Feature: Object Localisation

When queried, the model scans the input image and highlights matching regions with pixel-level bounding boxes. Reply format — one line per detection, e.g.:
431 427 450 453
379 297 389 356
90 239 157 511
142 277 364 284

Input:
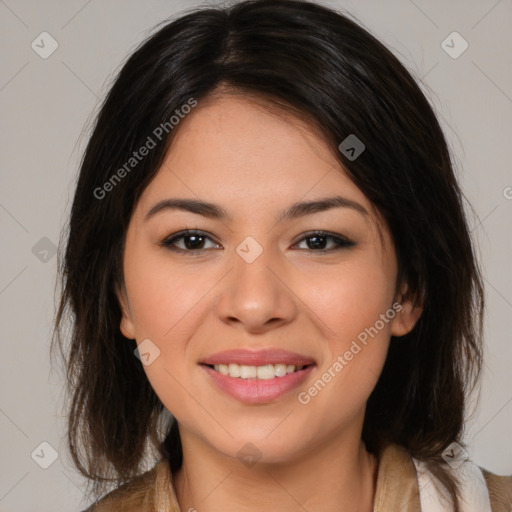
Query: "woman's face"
118 95 420 463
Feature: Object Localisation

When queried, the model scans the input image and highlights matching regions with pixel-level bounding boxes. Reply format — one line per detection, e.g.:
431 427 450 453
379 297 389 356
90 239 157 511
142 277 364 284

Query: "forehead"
139 94 373 215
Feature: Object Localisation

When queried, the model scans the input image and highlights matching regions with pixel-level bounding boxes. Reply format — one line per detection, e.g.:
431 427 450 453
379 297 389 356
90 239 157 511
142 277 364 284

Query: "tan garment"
84 444 512 512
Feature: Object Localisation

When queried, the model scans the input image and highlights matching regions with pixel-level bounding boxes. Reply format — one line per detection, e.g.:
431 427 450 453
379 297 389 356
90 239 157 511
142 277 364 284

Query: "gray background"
0 0 511 510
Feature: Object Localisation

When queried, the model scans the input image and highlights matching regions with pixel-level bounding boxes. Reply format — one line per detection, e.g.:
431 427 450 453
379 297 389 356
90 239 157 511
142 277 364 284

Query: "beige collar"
373 443 421 511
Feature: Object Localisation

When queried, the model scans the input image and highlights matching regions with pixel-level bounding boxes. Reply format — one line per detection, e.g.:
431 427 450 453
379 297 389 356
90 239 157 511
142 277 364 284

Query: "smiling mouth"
203 363 314 380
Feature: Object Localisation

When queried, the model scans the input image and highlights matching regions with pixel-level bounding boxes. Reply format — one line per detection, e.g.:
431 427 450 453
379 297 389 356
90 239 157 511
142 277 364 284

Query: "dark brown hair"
52 1 484 510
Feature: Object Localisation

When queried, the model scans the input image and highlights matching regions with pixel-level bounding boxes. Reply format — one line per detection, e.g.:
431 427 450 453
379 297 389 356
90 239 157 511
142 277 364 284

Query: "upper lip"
200 349 316 367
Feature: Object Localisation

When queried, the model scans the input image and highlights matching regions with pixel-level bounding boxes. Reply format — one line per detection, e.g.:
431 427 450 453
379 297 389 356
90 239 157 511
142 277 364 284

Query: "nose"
214 243 298 334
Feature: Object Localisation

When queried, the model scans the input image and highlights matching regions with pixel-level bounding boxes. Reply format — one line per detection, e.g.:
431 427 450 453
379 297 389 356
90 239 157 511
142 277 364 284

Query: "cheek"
123 247 212 341
302 258 396 344
123 248 211 417
297 258 395 406
297 260 395 418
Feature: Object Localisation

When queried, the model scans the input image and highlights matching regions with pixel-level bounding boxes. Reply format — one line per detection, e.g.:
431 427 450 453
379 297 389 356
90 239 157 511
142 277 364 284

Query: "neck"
173 431 379 512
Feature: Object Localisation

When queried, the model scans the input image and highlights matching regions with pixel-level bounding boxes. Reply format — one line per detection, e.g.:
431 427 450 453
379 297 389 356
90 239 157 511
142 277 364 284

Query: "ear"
391 282 423 337
116 284 136 340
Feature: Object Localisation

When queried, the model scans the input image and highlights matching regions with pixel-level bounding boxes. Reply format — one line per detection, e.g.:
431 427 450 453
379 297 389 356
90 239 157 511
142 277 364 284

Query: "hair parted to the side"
52 1 484 510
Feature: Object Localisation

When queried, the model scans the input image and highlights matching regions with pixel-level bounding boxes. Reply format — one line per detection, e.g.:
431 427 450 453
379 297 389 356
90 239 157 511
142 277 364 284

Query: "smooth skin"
117 93 422 512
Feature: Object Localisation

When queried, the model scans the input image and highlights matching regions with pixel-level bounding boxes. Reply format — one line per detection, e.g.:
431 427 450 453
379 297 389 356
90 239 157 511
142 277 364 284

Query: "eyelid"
291 230 354 245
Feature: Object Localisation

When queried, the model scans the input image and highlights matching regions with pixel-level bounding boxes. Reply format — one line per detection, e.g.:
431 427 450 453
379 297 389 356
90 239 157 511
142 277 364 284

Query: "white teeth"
257 364 275 380
212 363 306 379
240 365 257 378
228 363 240 377
274 364 287 377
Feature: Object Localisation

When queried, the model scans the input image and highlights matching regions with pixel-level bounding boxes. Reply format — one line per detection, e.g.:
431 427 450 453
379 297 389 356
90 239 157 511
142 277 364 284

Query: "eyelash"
160 229 355 255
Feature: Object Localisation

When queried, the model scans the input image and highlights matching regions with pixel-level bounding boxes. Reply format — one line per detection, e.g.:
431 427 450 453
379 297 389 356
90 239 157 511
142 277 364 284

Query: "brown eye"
294 231 355 252
162 230 221 253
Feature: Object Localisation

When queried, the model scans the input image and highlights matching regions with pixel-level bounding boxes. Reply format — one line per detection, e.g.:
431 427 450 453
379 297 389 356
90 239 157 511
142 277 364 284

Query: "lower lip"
201 364 315 404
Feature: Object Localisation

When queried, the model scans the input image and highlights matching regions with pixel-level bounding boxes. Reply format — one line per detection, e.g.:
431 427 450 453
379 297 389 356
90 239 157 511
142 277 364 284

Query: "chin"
211 433 306 466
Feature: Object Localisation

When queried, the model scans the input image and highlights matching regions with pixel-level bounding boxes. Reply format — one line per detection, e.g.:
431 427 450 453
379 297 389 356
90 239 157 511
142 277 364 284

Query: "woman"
53 1 512 511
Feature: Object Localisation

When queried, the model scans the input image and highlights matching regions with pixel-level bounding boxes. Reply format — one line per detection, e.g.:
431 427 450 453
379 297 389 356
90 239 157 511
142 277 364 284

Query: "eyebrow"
144 195 369 222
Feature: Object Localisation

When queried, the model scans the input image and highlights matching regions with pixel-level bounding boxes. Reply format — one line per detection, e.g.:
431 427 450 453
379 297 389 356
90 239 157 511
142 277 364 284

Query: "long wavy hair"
52 1 484 510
